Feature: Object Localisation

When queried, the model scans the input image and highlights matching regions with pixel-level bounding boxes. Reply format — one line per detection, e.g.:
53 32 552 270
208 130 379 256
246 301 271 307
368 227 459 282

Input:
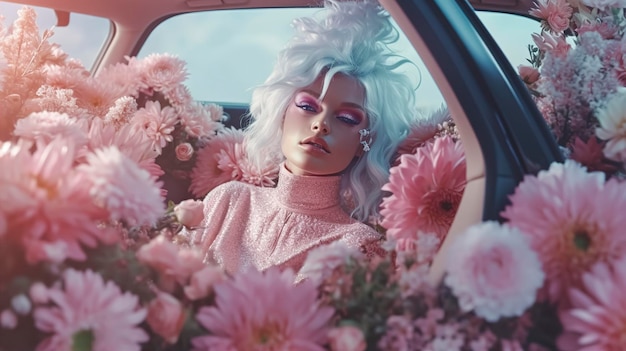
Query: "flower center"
573 230 591 252
71 329 94 351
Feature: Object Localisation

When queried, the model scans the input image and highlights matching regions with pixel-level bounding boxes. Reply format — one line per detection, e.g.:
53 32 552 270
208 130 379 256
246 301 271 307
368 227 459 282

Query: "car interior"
0 0 563 279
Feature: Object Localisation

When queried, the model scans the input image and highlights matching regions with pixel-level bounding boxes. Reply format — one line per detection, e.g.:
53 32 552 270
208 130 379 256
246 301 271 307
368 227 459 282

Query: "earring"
359 129 372 152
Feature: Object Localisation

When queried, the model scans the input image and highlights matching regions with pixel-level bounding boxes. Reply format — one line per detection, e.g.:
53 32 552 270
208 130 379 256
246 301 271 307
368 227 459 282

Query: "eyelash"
295 101 362 126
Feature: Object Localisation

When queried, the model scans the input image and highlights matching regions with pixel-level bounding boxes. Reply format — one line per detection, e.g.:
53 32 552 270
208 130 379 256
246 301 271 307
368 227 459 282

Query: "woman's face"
281 73 368 176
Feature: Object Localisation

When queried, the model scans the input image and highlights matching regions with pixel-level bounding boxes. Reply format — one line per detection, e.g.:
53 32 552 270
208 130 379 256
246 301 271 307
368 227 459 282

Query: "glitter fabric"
184 163 381 274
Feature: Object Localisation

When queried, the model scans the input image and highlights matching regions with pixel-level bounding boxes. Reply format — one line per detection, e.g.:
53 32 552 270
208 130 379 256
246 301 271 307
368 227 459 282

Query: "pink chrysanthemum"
558 256 626 350
33 269 148 351
131 100 178 154
501 160 626 305
581 0 626 11
529 0 573 33
88 119 158 165
380 135 466 241
134 53 188 94
189 127 246 197
179 102 224 138
192 267 334 351
103 96 138 127
76 145 165 226
72 78 127 118
444 221 544 322
237 143 279 188
13 111 89 148
0 138 105 263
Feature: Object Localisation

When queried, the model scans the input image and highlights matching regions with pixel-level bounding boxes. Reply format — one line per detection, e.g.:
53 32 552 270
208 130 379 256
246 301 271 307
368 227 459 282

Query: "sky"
0 2 540 111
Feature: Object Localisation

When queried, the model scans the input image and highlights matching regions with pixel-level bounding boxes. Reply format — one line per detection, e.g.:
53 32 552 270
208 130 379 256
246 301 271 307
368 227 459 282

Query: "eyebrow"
299 89 366 112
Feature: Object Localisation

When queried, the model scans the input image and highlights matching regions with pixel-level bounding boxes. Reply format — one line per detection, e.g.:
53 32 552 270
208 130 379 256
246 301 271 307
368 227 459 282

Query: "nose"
311 113 331 134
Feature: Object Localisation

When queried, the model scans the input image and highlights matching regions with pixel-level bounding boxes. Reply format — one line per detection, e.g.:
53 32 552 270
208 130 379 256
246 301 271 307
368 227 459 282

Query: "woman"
187 0 416 275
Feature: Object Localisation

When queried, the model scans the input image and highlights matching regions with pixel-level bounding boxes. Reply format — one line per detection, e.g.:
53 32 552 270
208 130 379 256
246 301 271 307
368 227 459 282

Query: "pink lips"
300 136 330 154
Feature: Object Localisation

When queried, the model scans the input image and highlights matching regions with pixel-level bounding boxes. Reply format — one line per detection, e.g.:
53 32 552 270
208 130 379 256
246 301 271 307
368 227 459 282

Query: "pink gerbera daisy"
501 160 626 305
192 267 334 351
33 269 148 351
380 135 466 241
558 256 626 350
529 0 573 33
189 127 246 198
76 145 165 226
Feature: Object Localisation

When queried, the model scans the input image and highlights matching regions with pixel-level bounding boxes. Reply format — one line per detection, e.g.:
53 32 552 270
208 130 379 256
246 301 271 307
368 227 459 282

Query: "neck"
274 163 342 212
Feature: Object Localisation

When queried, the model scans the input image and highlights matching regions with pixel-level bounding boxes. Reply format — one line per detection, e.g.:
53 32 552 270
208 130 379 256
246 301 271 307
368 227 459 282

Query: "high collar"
274 163 342 212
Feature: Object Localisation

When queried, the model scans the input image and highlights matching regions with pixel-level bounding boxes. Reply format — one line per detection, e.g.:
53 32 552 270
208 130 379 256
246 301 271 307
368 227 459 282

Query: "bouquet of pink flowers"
520 0 626 177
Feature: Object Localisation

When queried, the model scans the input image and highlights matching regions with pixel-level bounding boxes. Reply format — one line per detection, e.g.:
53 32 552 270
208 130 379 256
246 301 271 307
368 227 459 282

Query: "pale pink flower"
72 78 126 117
131 100 178 154
298 241 364 283
146 291 186 344
189 127 246 197
76 146 164 226
30 282 49 304
175 142 194 161
13 111 89 148
174 199 204 228
328 326 366 351
192 267 333 351
558 256 626 350
23 85 86 118
595 87 626 162
135 53 188 94
377 315 416 350
0 138 105 264
380 135 466 241
529 0 573 33
444 221 544 322
136 235 205 288
501 160 626 305
0 309 17 329
88 119 158 165
33 269 148 351
184 265 226 301
96 59 146 97
179 102 225 138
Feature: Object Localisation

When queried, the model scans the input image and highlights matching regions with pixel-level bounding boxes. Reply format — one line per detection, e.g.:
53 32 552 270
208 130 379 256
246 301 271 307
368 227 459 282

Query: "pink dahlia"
558 256 626 350
0 138 105 263
444 221 544 322
33 269 148 351
529 0 573 33
192 267 334 351
380 135 466 241
76 145 165 226
189 127 246 197
501 160 626 305
131 100 178 154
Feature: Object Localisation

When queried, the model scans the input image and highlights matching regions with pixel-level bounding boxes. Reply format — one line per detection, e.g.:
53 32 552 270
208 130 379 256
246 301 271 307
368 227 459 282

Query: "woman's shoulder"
204 180 257 199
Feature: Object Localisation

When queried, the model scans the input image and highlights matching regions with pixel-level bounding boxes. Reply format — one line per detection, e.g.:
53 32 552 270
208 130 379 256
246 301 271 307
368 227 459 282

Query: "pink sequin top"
186 164 381 274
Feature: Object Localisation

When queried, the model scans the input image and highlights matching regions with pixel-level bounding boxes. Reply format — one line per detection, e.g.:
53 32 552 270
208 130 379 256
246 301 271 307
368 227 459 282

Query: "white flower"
444 221 544 322
595 87 626 162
